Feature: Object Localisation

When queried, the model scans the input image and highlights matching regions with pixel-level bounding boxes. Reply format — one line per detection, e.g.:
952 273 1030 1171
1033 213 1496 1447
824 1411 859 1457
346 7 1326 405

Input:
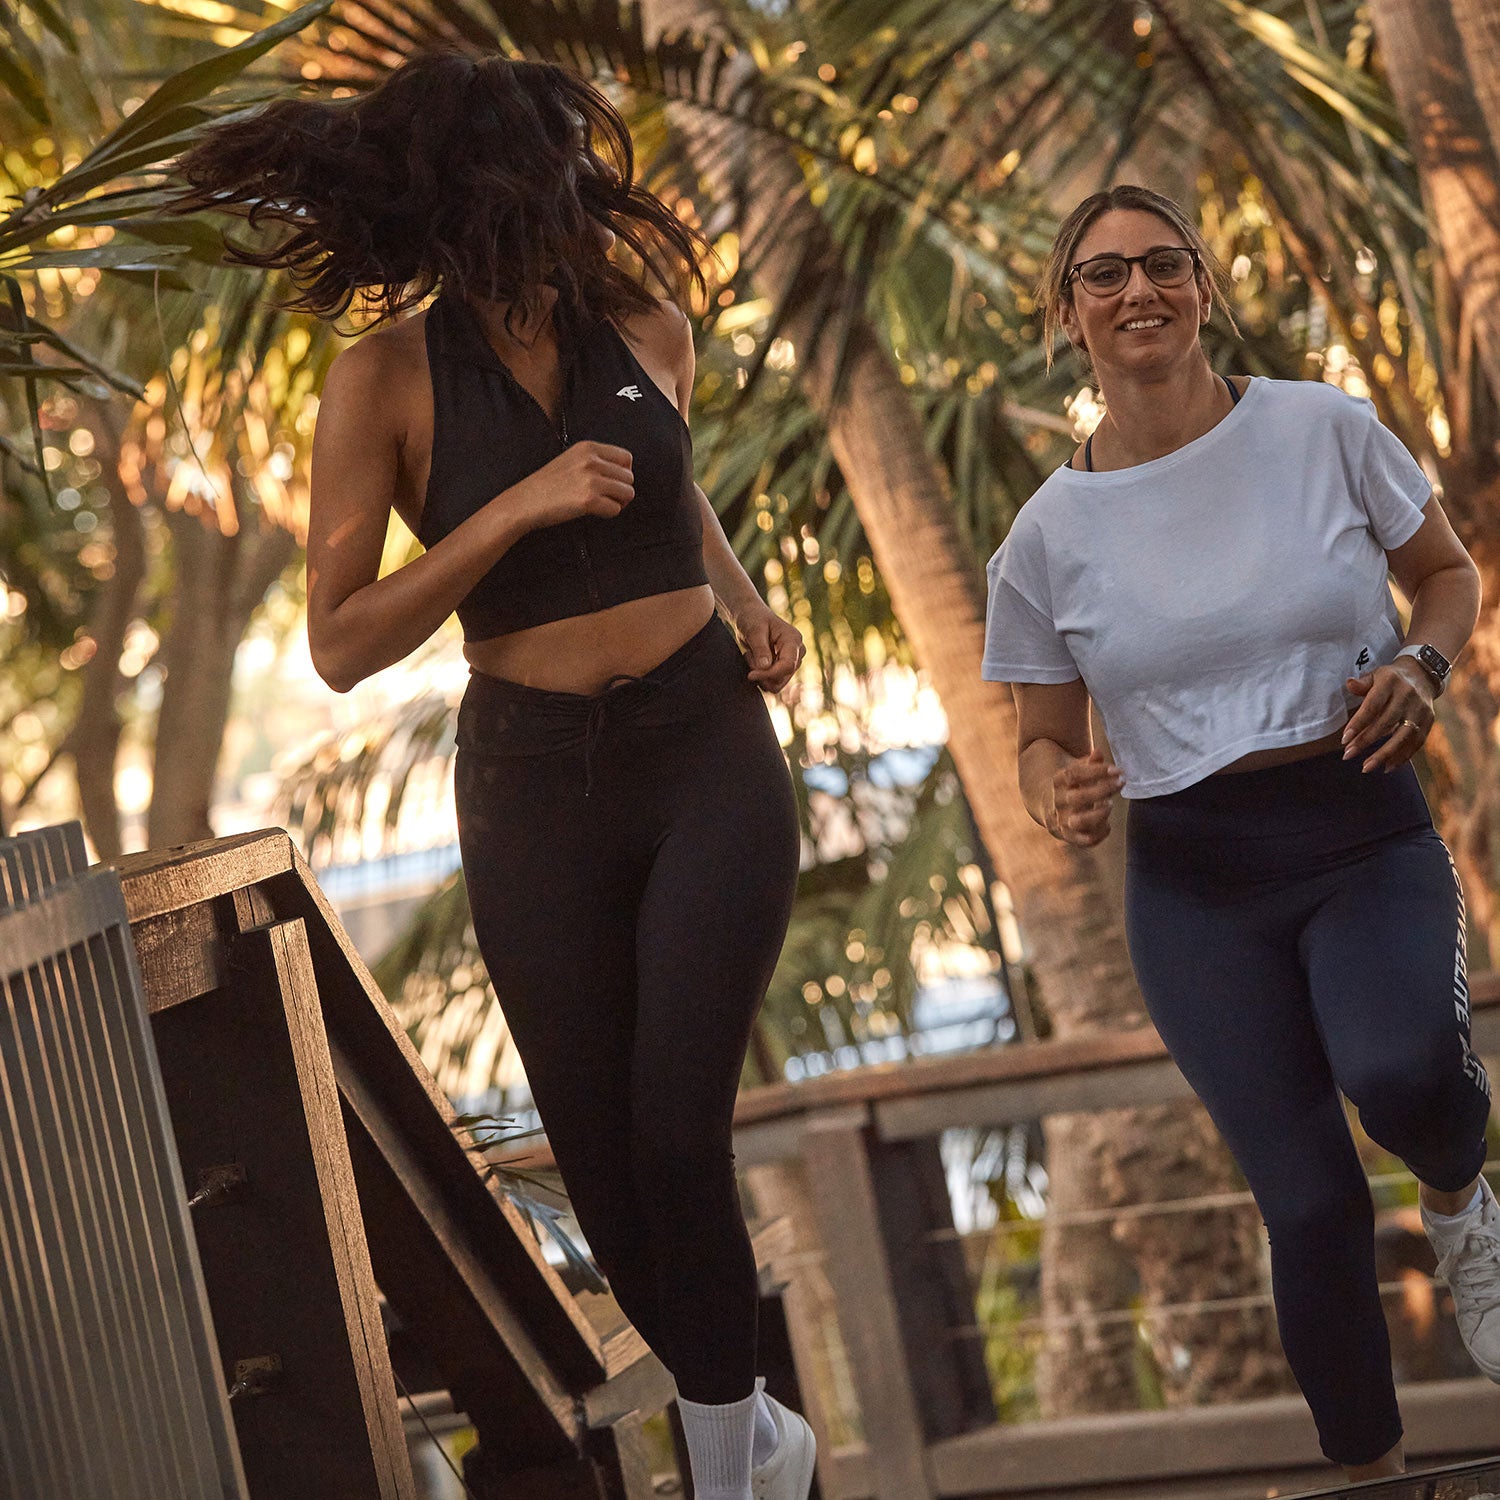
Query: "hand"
505 442 634 531
735 601 805 692
1049 750 1125 846
1342 658 1435 773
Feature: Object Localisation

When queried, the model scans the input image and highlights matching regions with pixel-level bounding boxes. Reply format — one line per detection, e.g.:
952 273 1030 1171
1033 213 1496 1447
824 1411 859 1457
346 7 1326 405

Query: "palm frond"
0 0 338 493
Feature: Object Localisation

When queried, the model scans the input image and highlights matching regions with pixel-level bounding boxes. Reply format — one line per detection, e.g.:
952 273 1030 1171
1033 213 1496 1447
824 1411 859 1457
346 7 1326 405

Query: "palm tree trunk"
62 405 147 861
1370 0 1500 418
147 504 293 848
1451 1 1500 169
1370 0 1500 962
641 0 1287 1413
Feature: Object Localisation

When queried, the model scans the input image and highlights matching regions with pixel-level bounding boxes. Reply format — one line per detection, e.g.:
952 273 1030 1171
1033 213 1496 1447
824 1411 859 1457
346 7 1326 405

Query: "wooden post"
801 1107 935 1500
588 1410 657 1500
867 1137 995 1439
335 1046 581 1470
149 916 415 1500
744 1160 852 1500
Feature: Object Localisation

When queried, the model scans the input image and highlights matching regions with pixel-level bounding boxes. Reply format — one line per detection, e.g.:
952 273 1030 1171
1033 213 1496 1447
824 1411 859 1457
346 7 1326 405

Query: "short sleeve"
1356 401 1430 549
981 516 1080 684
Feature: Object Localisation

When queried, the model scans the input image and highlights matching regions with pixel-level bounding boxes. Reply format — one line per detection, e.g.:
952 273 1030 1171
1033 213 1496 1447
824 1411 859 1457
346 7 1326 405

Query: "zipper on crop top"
559 406 603 610
457 297 605 612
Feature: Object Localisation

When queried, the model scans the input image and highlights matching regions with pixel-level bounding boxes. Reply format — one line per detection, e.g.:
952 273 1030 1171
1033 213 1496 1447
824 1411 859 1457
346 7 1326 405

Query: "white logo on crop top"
617 385 643 401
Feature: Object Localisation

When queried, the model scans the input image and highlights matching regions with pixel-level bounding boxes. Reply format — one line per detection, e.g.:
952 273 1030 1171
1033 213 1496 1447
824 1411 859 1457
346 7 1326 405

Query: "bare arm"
306 335 634 693
1343 493 1482 771
664 304 804 692
1013 677 1123 845
694 483 762 621
1389 494 1482 667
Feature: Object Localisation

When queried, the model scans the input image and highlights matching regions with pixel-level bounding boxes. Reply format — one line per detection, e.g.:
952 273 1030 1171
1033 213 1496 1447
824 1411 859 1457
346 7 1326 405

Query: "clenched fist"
1049 750 1125 847
505 441 635 532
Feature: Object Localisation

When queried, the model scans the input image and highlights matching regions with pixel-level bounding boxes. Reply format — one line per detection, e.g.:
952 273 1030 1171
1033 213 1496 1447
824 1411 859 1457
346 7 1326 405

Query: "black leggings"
453 615 800 1404
1125 751 1492 1466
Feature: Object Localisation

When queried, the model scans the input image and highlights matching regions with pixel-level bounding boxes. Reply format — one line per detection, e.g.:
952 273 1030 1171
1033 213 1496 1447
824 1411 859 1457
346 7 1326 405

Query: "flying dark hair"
171 49 710 333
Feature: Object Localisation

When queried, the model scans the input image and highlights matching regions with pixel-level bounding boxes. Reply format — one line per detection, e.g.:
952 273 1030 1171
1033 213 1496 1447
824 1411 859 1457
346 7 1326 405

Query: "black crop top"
417 293 708 640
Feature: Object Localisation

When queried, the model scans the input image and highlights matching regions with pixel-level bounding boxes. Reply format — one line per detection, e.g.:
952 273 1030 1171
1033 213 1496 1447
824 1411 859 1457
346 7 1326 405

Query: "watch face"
1417 644 1451 680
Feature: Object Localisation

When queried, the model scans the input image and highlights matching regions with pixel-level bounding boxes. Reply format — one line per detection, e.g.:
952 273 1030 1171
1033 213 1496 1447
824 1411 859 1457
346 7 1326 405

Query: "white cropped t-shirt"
981 378 1432 798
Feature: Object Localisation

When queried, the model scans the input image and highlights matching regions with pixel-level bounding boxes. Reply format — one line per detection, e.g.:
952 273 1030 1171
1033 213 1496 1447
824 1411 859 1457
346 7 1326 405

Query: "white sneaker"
750 1387 816 1500
1423 1175 1500 1380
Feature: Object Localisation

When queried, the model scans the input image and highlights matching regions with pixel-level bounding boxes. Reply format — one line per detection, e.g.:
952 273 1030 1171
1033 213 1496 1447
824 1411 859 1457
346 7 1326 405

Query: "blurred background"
4 1 1500 1492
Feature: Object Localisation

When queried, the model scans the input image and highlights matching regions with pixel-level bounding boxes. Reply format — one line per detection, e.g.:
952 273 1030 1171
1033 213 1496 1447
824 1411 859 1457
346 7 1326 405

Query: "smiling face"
1059 208 1212 381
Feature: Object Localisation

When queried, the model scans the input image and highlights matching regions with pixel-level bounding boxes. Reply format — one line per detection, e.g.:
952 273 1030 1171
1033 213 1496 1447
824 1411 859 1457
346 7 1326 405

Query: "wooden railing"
0 825 807 1499
7 817 1496 1500
505 956 1500 1498
721 980 1500 1499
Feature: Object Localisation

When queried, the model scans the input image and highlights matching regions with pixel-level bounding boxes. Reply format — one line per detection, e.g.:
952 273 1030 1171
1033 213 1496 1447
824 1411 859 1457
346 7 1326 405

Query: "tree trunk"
640 0 1287 1412
61 405 148 861
1370 0 1500 429
146 504 293 849
1451 1 1500 171
1372 0 1500 960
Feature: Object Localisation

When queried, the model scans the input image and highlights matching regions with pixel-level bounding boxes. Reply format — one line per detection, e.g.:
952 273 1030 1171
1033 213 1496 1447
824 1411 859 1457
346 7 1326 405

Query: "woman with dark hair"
983 184 1497 1480
175 49 816 1500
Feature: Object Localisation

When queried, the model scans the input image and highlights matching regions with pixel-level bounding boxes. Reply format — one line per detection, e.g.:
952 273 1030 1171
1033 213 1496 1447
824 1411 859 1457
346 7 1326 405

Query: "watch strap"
1395 642 1451 693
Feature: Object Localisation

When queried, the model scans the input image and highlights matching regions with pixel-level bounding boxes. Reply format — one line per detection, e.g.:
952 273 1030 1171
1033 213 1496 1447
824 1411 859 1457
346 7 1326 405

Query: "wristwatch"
1395 642 1452 695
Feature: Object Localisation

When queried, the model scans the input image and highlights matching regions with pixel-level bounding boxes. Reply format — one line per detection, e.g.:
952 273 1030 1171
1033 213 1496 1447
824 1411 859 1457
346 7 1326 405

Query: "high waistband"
1125 749 1433 884
456 614 746 794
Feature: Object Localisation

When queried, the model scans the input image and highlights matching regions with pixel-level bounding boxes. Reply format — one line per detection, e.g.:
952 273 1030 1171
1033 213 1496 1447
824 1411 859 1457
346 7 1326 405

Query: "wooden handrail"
109 828 1500 1500
107 827 807 1499
734 973 1500 1126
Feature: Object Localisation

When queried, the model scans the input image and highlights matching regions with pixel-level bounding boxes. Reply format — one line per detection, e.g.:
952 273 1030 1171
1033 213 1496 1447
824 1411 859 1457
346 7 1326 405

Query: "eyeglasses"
1067 246 1200 297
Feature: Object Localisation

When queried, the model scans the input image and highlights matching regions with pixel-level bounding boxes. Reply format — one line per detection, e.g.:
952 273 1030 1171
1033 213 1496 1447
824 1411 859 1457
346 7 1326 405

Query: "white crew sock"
1428 1183 1485 1229
751 1376 779 1468
677 1385 757 1500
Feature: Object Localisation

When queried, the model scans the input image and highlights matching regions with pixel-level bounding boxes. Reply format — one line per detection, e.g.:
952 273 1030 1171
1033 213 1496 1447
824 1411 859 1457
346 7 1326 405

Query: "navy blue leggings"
453 615 800 1404
1125 751 1491 1467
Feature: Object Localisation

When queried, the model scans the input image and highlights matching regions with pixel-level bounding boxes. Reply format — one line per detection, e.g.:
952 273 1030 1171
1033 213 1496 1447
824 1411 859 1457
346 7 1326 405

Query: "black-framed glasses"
1067 246 1200 297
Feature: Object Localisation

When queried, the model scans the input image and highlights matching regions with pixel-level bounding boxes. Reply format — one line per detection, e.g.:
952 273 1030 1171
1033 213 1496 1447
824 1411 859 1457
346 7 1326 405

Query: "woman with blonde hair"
983 183 1497 1479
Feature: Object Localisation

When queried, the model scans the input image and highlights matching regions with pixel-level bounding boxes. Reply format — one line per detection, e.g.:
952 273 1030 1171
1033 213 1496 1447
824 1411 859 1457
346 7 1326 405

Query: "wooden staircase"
1288 1454 1500 1498
0 823 806 1499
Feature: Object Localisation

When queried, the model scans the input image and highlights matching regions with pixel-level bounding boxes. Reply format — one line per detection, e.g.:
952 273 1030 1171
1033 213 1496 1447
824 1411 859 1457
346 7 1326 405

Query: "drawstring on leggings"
583 673 647 797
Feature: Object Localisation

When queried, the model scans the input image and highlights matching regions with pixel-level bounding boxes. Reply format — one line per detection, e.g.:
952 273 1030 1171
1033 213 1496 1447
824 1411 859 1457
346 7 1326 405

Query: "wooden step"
1285 1454 1500 1497
112 829 811 1500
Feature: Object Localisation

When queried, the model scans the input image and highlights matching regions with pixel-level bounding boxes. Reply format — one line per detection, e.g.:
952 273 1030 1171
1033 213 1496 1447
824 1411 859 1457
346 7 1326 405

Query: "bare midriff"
462 583 718 694
1212 728 1345 775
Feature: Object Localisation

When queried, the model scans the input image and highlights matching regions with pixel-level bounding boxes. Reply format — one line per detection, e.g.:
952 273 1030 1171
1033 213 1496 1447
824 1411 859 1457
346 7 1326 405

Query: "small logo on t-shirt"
617 385 643 401
1355 646 1371 672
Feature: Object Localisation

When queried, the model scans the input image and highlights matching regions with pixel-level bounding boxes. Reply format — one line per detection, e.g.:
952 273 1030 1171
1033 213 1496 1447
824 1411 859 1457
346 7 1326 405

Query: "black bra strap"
1079 373 1242 471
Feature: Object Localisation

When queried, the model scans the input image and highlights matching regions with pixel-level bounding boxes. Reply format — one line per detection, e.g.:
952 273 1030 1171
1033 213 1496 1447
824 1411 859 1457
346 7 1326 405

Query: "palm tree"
0 0 338 852
229 0 1426 1414
20 0 1496 1418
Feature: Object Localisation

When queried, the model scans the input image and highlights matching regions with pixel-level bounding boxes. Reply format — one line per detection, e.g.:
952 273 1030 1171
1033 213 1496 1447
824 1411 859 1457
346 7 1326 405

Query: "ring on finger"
1395 717 1421 734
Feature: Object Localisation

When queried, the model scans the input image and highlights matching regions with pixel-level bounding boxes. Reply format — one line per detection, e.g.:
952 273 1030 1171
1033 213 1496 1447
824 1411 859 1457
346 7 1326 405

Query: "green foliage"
758 750 1012 1078
0 1 345 837
250 0 1460 1099
0 0 335 474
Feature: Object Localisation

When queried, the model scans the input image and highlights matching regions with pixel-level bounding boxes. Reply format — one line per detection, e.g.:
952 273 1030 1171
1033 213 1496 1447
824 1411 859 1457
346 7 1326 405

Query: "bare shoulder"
319 311 431 459
618 296 692 362
616 296 694 409
325 311 426 390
